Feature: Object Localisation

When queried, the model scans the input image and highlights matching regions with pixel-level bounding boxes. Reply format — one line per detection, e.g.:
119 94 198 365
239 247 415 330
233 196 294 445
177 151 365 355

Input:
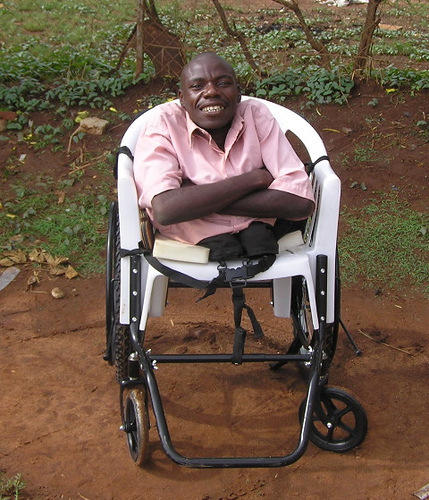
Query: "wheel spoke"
336 420 354 436
336 404 353 420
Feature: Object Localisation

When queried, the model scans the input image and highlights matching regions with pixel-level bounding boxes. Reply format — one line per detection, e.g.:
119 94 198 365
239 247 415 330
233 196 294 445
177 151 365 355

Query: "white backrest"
241 97 341 257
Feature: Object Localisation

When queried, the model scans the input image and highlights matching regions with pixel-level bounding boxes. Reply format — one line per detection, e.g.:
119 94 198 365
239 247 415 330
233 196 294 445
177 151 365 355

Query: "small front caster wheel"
122 388 150 465
300 386 368 452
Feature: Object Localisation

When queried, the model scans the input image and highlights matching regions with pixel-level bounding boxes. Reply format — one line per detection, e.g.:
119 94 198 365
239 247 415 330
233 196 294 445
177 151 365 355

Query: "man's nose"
203 82 219 96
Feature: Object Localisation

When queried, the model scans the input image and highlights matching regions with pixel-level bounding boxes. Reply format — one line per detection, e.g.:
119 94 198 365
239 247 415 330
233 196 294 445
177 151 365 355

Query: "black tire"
105 201 131 382
123 388 150 466
105 201 118 364
115 325 131 383
289 253 340 382
299 387 368 452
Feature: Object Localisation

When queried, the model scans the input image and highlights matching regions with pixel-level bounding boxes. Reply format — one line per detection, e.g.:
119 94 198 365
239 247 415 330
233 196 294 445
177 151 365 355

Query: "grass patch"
339 196 428 295
0 176 110 274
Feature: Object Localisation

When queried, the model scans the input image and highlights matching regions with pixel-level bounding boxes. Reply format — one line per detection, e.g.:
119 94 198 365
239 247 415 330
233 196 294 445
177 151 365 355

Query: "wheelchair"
105 97 367 468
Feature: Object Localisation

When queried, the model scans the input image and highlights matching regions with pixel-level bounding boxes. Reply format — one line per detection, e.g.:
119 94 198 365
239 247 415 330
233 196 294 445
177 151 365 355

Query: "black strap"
305 155 330 174
231 286 264 364
232 286 264 336
145 254 275 295
120 241 149 258
145 254 210 290
143 253 275 356
114 145 134 179
200 254 276 300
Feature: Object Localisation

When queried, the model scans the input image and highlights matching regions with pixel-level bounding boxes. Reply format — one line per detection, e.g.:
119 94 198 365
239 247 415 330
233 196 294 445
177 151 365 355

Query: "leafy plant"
252 66 354 104
304 68 354 105
376 67 429 93
253 69 307 102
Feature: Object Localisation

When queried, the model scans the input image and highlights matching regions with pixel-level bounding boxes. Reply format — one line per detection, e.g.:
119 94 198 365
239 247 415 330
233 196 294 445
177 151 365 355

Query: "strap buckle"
224 259 254 286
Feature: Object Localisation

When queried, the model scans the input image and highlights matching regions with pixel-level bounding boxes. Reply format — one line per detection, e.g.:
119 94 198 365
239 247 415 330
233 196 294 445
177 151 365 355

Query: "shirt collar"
184 105 246 149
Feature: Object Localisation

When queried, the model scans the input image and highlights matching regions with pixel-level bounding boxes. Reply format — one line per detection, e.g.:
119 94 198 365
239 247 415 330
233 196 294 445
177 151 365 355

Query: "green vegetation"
0 472 26 500
340 197 429 295
0 171 110 274
254 66 355 105
1 0 429 113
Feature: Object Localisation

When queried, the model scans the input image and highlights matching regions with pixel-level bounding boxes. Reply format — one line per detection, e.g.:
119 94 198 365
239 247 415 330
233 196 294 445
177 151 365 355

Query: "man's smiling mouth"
201 105 225 113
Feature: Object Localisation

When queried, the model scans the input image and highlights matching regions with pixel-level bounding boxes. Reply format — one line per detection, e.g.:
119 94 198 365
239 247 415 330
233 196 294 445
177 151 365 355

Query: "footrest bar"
149 353 312 364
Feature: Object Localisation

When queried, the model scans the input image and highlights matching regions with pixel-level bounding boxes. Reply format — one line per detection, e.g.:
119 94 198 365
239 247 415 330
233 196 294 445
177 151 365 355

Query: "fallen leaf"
53 256 70 266
56 190 66 204
28 249 46 263
45 252 62 266
0 257 15 267
65 265 79 279
2 250 26 264
49 267 67 276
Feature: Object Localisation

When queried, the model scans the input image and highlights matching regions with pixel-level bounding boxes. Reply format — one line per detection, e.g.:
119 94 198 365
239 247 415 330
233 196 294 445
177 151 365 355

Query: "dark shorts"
198 219 305 261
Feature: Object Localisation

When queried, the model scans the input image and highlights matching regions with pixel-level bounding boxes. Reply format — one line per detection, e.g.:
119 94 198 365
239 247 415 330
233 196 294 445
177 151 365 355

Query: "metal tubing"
139 346 317 468
122 254 331 468
149 353 312 364
339 317 363 356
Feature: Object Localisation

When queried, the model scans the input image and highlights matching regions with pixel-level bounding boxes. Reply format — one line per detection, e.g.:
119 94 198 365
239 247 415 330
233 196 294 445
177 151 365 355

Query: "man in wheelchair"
133 52 315 262
110 53 368 468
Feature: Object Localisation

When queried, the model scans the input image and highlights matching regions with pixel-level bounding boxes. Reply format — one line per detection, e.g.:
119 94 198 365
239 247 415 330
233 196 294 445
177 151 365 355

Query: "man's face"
179 54 241 131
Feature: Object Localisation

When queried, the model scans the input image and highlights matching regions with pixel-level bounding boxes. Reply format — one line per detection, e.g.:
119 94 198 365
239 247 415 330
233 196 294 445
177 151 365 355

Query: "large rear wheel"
289 253 340 383
105 201 131 381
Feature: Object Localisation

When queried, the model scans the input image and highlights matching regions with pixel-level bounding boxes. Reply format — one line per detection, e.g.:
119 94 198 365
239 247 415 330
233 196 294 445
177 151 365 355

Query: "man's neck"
207 123 231 151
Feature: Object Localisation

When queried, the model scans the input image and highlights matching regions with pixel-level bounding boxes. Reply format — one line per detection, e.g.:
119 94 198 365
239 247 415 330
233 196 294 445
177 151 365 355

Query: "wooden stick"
358 329 414 356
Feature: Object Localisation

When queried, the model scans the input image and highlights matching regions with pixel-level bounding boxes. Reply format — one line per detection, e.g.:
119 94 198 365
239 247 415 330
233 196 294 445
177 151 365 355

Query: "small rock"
78 117 109 136
51 287 65 299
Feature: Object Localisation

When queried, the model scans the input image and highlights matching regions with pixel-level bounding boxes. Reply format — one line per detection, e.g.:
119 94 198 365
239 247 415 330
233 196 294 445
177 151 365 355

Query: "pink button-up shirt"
134 99 314 245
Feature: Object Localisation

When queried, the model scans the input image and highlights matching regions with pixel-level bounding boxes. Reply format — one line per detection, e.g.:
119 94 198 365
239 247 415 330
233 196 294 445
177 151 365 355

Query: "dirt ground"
1 1 429 499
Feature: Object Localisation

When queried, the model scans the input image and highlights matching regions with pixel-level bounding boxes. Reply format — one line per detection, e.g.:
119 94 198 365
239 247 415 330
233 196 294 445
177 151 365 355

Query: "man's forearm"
218 189 315 221
152 168 274 226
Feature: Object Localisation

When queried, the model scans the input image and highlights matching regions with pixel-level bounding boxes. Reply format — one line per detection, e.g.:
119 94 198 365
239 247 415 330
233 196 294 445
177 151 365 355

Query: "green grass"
339 196 429 295
0 175 110 274
0 0 136 47
0 472 26 500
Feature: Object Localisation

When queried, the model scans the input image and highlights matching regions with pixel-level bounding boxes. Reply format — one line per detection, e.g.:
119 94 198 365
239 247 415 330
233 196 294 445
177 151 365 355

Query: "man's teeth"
202 105 224 113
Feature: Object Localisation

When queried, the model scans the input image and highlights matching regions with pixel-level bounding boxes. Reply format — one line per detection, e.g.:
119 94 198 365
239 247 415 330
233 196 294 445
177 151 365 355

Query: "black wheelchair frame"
105 201 368 469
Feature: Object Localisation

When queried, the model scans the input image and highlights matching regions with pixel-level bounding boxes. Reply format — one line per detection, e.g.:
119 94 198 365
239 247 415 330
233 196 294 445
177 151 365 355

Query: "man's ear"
236 84 242 102
178 89 185 107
